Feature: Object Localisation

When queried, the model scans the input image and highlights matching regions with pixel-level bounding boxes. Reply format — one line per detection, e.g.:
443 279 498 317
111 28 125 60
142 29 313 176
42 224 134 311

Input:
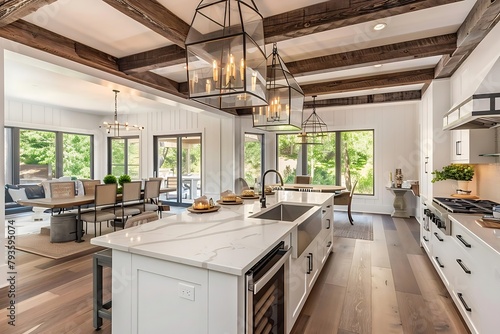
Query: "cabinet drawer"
452 222 486 258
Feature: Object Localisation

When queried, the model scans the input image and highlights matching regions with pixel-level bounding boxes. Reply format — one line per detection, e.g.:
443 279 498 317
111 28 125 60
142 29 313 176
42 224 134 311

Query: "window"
277 130 374 195
8 128 93 184
108 137 140 179
63 133 92 179
243 133 264 186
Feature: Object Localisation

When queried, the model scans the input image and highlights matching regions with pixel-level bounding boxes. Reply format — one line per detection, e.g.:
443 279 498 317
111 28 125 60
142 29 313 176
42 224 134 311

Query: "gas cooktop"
433 197 499 214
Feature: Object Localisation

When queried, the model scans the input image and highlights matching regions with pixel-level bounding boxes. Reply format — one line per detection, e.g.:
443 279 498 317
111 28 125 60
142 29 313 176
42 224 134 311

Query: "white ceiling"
6 0 478 115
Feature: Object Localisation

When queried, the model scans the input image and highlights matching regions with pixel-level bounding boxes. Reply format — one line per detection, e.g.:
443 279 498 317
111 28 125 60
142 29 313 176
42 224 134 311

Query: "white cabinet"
426 216 500 334
287 198 333 331
450 129 495 163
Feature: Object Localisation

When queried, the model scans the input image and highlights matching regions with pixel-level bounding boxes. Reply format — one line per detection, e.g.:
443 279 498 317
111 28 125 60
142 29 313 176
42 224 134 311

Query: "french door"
154 134 202 205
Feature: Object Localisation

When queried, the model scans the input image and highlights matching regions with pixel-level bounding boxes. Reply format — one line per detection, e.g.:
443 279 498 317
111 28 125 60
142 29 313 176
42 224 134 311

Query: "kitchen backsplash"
476 164 500 202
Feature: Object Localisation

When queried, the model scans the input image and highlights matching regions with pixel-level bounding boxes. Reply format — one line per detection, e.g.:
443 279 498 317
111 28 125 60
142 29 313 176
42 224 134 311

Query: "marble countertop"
449 213 500 256
91 191 333 276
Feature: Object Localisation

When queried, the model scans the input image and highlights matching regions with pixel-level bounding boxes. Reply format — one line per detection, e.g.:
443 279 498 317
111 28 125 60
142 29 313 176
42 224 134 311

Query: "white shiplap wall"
239 102 420 215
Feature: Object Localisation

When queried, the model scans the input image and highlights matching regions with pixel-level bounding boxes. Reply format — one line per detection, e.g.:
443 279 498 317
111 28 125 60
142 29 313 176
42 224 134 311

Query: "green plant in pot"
117 174 132 194
103 174 117 184
431 164 474 192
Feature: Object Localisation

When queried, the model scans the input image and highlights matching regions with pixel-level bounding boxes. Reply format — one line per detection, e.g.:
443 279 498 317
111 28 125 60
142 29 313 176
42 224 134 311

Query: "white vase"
457 180 470 192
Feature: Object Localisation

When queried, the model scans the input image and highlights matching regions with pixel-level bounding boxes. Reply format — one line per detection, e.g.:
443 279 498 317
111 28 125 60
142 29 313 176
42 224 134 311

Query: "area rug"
333 211 373 241
12 225 115 260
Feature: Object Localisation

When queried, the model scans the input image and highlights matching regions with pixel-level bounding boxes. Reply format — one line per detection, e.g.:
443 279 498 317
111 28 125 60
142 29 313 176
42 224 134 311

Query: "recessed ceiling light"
373 64 383 68
373 23 387 31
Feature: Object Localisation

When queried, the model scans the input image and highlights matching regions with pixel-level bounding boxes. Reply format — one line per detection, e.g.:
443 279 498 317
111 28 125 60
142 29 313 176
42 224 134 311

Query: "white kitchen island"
91 190 335 334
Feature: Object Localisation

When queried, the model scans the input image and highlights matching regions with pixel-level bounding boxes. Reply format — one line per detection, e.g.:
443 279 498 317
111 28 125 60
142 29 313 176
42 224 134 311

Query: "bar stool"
93 249 112 330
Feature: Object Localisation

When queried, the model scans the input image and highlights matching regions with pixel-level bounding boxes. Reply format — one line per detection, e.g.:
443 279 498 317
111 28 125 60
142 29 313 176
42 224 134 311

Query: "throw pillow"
8 188 28 202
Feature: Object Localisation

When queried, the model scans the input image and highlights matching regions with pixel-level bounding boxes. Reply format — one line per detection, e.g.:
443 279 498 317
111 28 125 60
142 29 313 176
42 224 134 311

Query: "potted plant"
103 174 117 184
431 164 474 191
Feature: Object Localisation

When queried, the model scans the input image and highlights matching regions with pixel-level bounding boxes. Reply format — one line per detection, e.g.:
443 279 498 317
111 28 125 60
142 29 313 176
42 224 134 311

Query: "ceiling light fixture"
100 90 144 137
373 22 387 31
373 64 383 68
296 95 328 145
252 43 304 131
185 0 268 110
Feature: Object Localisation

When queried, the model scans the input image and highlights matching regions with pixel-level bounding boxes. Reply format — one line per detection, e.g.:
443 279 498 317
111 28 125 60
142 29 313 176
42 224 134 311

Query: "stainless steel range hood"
443 93 500 130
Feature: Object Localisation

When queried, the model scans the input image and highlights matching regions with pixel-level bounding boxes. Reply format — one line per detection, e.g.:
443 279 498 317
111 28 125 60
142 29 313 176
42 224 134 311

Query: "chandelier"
100 90 144 137
296 95 328 145
252 43 304 131
185 0 268 110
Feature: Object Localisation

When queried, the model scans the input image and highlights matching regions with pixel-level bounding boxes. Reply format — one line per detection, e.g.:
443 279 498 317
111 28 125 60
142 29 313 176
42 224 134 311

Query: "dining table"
17 187 176 243
274 183 346 193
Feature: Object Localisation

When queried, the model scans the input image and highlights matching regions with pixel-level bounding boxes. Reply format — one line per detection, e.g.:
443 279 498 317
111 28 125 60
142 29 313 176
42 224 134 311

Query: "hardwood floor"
291 214 470 334
0 213 469 333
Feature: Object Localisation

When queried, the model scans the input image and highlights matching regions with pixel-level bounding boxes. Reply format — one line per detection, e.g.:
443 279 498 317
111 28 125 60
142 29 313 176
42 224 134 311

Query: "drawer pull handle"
326 219 331 229
423 236 429 242
434 232 443 242
457 293 472 312
327 205 332 208
326 241 332 248
456 235 471 248
435 256 444 268
306 253 313 274
456 259 471 274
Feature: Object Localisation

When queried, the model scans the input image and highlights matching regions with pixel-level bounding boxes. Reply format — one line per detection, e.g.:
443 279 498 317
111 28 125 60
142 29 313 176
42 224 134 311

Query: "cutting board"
451 194 479 199
476 218 500 229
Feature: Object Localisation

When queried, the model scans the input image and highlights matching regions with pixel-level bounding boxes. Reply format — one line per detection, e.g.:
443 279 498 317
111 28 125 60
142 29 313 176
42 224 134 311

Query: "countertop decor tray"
451 194 479 199
217 198 243 205
187 205 221 214
239 195 260 199
475 218 500 229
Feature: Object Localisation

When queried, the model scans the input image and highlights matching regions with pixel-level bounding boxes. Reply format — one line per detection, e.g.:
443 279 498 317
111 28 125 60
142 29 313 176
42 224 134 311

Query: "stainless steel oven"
246 241 291 334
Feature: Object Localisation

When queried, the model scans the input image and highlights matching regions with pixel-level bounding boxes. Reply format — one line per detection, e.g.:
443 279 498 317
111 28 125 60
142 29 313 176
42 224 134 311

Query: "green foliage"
118 174 132 186
103 174 117 184
276 130 374 194
431 164 474 182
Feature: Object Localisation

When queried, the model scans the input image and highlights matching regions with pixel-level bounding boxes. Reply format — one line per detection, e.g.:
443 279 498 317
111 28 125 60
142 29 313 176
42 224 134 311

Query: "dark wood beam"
303 90 422 107
236 90 422 114
0 0 56 27
118 45 186 74
300 68 434 95
0 20 184 97
263 0 464 44
435 0 500 78
101 0 190 47
286 34 457 75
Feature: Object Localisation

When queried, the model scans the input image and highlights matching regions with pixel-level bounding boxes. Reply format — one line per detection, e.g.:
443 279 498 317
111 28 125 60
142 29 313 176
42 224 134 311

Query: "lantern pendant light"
185 0 267 110
252 43 304 131
296 95 328 145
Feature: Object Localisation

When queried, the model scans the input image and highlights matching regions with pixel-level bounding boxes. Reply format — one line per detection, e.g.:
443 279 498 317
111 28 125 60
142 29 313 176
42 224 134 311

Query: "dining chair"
334 180 358 225
110 181 142 230
82 179 101 195
49 181 76 214
294 175 312 184
81 183 117 237
135 179 161 214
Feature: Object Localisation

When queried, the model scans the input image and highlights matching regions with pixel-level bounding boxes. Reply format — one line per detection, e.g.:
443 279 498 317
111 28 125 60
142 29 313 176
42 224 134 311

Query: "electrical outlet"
178 283 195 301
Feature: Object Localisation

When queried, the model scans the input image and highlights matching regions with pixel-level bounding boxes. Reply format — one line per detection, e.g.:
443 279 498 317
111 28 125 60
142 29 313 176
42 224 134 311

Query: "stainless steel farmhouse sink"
249 203 315 222
250 203 323 257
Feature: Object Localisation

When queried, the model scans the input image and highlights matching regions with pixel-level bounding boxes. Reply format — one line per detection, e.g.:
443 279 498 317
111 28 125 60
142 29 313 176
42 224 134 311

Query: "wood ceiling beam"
0 0 56 27
285 34 457 75
263 0 464 44
101 0 190 47
0 20 185 97
300 68 433 95
435 0 500 78
235 90 422 114
303 90 422 108
118 44 186 74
